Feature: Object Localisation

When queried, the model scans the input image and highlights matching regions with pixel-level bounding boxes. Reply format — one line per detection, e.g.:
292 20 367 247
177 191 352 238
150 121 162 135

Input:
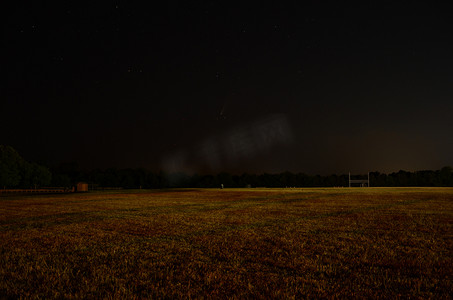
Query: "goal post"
349 172 370 187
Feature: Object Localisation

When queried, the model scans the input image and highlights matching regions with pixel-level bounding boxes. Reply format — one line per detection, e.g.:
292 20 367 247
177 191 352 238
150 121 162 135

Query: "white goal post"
349 172 370 187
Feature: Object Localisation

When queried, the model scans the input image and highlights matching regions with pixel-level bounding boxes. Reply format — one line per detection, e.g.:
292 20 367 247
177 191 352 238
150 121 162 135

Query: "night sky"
2 2 453 175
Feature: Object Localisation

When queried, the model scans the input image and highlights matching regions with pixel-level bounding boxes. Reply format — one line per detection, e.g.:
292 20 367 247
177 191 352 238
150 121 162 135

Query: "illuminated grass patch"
0 188 452 298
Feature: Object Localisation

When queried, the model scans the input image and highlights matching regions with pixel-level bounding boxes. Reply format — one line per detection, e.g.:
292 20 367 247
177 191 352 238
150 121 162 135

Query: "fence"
0 187 73 194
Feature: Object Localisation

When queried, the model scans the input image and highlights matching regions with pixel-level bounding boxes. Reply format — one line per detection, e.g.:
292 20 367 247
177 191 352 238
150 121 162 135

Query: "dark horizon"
3 2 452 175
5 144 452 180
3 143 452 189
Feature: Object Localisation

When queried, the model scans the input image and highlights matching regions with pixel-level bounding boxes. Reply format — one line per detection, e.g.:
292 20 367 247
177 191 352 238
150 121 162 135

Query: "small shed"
76 182 89 192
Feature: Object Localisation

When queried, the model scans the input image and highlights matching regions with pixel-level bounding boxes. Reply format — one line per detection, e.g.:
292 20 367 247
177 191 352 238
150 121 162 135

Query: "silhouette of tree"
217 173 233 188
0 145 52 188
0 145 23 188
439 166 453 186
21 162 52 188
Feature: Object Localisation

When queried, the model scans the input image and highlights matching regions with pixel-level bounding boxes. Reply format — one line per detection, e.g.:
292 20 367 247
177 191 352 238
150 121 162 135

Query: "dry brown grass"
1 187 452 298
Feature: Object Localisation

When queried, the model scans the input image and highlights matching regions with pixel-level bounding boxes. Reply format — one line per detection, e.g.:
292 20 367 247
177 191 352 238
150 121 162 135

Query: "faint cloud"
161 114 293 173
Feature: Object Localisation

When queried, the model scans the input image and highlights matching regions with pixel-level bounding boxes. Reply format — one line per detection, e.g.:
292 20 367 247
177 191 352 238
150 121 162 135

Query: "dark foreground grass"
0 188 452 298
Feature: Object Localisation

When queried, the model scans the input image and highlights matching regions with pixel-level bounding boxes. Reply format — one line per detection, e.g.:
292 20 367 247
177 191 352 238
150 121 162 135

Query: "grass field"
1 188 452 298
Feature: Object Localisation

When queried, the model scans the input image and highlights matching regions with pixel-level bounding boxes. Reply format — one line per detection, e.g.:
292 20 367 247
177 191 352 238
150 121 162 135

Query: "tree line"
0 145 52 189
59 167 452 189
1 145 452 189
